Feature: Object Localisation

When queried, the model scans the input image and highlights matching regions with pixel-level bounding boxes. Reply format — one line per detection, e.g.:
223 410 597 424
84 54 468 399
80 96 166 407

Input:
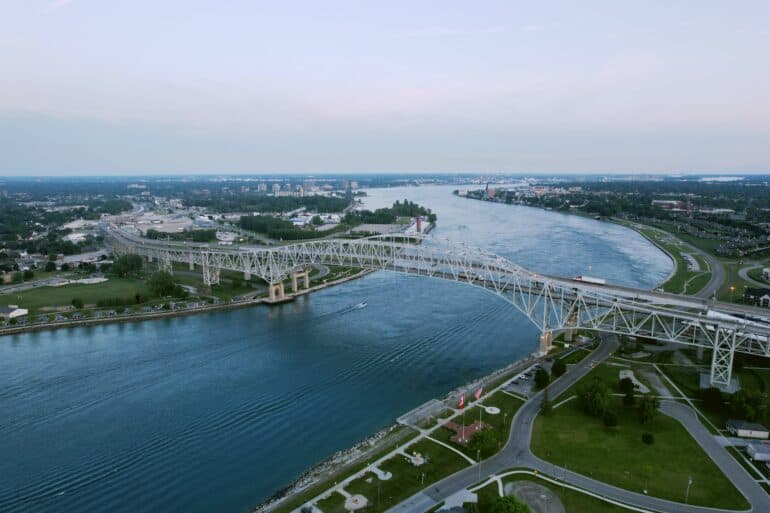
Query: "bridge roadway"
387 337 770 513
104 225 770 386
104 225 767 320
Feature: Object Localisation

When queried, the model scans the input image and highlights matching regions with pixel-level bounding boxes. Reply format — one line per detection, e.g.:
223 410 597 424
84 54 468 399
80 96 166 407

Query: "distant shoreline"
0 269 375 338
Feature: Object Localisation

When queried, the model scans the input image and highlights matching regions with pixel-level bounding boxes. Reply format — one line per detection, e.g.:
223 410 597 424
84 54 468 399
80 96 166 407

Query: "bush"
23 269 34 280
642 432 654 445
491 494 530 513
638 395 660 424
71 298 84 309
45 261 56 272
603 411 618 427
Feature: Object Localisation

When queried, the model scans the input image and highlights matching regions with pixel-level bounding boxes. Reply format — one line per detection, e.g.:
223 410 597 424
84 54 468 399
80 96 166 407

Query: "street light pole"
685 476 693 504
477 448 481 481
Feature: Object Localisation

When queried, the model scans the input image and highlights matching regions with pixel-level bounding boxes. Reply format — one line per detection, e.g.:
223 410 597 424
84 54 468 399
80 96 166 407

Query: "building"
744 288 770 308
0 305 29 320
727 420 770 439
762 268 770 282
747 442 770 461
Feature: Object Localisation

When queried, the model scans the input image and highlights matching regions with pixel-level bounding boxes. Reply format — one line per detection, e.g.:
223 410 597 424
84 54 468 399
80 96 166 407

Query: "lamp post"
477 448 481 481
685 476 693 504
730 285 736 302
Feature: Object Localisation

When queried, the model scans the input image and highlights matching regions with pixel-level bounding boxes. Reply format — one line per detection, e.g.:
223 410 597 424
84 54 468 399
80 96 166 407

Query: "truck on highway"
574 275 607 285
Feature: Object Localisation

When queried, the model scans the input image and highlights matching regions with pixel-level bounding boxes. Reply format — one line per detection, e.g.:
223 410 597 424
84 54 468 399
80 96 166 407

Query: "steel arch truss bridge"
106 226 770 387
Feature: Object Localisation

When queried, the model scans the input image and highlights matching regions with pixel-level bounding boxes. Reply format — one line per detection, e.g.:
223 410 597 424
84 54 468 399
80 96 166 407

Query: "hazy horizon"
1 1 769 176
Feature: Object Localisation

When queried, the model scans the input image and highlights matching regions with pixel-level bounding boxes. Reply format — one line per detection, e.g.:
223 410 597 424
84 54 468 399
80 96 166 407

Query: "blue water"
0 185 671 513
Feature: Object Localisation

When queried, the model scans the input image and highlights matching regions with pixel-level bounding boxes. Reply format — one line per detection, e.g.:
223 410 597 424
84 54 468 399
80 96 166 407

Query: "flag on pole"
475 387 483 400
458 393 465 410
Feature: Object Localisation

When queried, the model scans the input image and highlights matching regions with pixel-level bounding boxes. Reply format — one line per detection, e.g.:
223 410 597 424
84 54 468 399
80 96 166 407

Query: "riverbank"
0 269 375 338
253 348 543 513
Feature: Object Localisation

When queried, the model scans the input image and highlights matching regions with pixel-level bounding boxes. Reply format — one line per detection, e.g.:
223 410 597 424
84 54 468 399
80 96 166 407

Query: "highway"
386 336 770 513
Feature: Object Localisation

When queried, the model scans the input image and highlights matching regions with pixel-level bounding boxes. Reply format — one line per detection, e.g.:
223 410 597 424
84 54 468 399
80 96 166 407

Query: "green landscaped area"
432 391 523 460
0 277 151 313
635 226 711 295
343 439 470 513
531 364 748 510
472 476 632 513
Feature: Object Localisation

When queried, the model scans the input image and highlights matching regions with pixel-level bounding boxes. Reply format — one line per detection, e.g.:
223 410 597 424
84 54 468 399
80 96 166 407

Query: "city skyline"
1 1 769 175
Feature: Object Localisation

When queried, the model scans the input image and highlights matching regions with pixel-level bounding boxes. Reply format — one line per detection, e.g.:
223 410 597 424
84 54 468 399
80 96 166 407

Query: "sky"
1 1 769 175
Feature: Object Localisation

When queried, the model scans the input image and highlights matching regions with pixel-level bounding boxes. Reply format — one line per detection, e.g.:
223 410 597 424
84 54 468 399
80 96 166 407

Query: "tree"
11 271 23 284
618 377 635 395
699 387 725 414
71 298 84 309
490 495 531 513
541 388 553 416
109 254 143 277
468 428 500 460
578 378 612 417
23 269 34 280
642 432 655 445
311 215 323 226
638 395 660 424
603 410 618 427
534 368 550 390
730 389 767 422
148 271 177 297
619 377 636 406
45 261 56 272
551 358 566 378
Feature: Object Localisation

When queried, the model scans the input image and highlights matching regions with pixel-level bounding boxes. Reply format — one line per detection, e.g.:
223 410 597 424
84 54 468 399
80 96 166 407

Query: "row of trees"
576 377 660 427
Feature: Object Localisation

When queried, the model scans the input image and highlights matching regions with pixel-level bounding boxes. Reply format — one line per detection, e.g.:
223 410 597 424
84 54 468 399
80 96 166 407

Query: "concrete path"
386 337 770 513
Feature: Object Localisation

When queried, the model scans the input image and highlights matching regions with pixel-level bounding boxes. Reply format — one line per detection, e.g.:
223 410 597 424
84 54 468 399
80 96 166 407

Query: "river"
0 185 671 513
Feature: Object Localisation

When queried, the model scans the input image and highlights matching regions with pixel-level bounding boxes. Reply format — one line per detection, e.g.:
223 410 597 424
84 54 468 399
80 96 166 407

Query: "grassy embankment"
531 363 748 509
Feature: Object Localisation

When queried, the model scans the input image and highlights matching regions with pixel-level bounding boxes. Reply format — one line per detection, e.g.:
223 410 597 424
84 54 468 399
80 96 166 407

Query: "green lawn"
637 227 711 295
316 492 347 513
747 267 768 284
0 277 151 312
343 439 470 513
531 366 748 509
433 392 523 460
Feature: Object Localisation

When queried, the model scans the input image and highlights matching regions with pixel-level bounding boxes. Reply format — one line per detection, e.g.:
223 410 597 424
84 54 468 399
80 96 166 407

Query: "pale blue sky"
1 1 769 175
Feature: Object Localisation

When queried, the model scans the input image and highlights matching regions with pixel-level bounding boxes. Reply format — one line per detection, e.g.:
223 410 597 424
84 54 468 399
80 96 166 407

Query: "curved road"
738 265 767 289
387 336 769 513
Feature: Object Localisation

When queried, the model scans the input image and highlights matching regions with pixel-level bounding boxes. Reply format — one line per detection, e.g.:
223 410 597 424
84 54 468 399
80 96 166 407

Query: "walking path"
386 337 770 513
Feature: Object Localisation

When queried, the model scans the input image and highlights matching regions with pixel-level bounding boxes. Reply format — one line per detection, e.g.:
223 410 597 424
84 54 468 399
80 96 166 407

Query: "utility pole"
685 476 693 504
477 449 481 481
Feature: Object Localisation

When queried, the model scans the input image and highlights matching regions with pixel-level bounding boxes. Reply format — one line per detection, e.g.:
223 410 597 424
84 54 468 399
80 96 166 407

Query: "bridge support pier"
268 282 285 302
189 255 195 271
158 256 172 273
710 328 737 387
538 330 553 356
202 263 220 286
291 269 310 292
244 271 251 281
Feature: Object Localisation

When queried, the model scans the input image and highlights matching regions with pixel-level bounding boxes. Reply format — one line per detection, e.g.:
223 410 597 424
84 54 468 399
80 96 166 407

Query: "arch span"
104 225 770 387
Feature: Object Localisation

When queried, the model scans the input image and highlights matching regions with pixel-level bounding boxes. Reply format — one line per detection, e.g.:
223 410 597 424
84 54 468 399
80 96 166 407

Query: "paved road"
387 336 768 513
738 265 767 288
627 221 725 300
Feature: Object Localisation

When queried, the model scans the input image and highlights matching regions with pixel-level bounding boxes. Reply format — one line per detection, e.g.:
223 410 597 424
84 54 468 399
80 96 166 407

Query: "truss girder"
104 226 770 382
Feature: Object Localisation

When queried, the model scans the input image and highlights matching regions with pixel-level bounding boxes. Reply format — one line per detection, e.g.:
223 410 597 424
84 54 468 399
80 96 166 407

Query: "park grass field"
344 439 470 513
0 277 151 313
432 391 523 460
531 365 748 509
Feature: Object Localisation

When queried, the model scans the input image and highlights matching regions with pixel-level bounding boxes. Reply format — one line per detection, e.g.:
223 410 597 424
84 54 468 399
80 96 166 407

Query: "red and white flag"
458 393 465 410
475 387 483 400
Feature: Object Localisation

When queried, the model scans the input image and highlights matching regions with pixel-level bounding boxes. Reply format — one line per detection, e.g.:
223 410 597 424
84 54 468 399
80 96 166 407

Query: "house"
0 305 29 320
747 442 770 462
762 268 770 282
744 288 770 308
727 419 770 439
